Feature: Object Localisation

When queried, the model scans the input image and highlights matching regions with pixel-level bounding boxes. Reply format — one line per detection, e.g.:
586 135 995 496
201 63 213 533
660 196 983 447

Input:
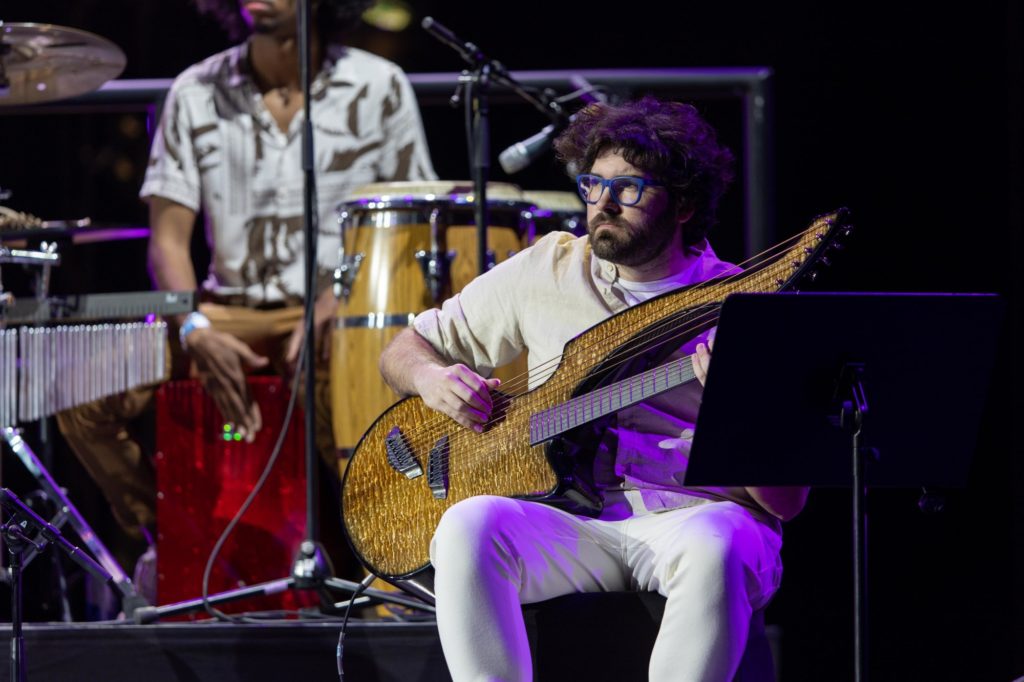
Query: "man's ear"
676 199 696 225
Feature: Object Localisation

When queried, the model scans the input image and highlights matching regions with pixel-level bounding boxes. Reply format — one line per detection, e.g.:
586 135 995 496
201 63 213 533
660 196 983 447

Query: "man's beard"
587 211 678 267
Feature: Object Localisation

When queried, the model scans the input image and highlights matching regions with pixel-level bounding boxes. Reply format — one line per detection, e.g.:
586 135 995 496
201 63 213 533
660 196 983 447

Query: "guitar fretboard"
528 354 696 445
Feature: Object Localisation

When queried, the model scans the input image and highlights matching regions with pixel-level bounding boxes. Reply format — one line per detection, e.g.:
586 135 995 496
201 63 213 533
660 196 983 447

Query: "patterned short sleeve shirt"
141 42 437 305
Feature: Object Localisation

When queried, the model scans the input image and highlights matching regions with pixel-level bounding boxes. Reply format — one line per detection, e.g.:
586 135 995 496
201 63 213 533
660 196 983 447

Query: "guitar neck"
528 354 696 445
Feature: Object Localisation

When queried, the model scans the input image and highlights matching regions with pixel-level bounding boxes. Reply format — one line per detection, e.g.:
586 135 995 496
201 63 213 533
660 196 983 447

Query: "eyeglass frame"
575 173 665 207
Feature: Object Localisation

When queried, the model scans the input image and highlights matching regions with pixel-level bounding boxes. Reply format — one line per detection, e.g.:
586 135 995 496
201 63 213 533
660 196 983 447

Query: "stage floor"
0 619 450 682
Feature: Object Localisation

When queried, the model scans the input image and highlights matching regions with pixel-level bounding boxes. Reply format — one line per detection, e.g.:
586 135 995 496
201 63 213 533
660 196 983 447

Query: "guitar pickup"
427 435 450 499
385 426 422 479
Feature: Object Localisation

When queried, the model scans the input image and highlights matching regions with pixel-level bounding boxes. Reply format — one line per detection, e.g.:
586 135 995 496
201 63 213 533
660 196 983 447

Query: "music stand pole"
685 292 1004 682
836 363 870 682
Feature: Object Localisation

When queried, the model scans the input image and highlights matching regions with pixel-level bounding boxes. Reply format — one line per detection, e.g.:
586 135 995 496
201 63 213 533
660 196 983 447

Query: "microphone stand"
1 487 114 682
464 63 491 276
422 17 565 277
294 0 330 592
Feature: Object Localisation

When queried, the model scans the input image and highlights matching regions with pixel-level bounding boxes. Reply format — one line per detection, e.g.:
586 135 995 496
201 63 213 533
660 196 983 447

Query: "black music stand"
685 292 1003 682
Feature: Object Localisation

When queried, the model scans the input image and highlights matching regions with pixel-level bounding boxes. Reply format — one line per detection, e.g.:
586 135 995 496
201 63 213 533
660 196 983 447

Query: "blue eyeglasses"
575 174 663 207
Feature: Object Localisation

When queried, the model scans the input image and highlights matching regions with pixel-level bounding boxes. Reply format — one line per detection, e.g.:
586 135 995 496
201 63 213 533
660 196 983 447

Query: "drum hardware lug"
332 253 363 302
415 249 453 302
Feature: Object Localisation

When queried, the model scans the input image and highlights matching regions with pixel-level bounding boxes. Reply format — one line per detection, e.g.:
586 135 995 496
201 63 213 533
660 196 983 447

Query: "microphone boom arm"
421 16 562 122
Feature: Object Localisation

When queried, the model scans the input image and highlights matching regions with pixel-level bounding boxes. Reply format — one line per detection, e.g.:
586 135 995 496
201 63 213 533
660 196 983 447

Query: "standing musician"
56 0 436 598
378 96 808 680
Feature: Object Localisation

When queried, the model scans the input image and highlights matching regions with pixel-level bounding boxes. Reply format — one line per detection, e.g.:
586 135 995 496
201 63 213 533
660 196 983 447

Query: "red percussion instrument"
155 376 317 616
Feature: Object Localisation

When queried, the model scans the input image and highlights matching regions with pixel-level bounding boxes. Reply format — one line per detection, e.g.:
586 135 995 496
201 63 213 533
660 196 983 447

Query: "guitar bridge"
385 426 422 479
427 435 450 499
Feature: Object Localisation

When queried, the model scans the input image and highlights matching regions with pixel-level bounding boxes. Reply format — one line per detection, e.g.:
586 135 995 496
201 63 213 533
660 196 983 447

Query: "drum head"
344 180 524 203
523 190 587 239
522 190 586 213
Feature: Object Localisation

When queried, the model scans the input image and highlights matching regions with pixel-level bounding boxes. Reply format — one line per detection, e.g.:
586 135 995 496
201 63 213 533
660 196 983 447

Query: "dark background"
1 2 1021 680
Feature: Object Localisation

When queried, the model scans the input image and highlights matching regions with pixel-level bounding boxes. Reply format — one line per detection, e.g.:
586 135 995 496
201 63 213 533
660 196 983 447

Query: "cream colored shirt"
414 231 770 521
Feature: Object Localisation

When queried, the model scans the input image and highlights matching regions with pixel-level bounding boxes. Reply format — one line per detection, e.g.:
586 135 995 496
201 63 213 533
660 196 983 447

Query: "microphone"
421 17 483 66
498 75 609 175
498 122 562 175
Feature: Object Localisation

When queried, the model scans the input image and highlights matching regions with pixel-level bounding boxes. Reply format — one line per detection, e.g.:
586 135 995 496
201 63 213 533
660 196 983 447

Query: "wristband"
179 311 211 351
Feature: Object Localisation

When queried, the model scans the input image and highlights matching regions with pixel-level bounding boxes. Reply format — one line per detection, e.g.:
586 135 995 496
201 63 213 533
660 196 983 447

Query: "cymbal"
0 22 126 106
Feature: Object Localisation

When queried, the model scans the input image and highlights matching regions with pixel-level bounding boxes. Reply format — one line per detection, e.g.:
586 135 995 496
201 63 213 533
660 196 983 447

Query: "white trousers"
429 495 783 682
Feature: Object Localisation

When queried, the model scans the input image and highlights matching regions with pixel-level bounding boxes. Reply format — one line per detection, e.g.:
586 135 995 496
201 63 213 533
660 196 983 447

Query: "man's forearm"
379 327 447 397
147 197 199 326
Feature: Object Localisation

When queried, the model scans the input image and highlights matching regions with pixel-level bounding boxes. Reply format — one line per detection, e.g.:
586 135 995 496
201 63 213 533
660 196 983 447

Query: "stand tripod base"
2 427 143 616
132 575 435 624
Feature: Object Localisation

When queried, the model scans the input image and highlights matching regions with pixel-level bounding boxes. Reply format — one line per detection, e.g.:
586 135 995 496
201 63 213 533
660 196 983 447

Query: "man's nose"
594 187 620 212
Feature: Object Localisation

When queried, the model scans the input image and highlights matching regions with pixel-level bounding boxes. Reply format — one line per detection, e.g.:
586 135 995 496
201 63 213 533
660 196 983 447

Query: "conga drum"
521 190 588 245
329 181 533 456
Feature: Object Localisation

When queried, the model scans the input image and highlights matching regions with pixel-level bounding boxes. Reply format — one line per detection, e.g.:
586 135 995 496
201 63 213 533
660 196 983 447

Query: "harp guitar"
341 209 852 582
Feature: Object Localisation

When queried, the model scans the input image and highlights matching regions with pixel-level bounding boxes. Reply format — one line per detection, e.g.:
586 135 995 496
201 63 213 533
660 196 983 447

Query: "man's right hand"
186 327 270 442
413 363 501 433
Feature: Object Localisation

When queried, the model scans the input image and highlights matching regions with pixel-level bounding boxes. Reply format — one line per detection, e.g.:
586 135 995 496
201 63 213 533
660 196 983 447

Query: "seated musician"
378 96 809 680
56 0 436 601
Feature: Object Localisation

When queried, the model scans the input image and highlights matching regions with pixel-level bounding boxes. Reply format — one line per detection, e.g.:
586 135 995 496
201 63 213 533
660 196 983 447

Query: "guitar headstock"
778 207 854 292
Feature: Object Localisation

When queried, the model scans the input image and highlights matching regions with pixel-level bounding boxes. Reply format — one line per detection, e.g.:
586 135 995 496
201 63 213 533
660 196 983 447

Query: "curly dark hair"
195 0 373 42
553 96 735 246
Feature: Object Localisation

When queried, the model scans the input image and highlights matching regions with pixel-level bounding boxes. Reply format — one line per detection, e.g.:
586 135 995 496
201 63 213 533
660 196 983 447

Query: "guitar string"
400 217 836 451
502 211 846 403
500 216 831 401
454 220 816 405
406 218 833 453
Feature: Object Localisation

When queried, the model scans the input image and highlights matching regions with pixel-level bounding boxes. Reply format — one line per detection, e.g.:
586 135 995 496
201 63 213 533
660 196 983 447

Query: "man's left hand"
692 332 715 386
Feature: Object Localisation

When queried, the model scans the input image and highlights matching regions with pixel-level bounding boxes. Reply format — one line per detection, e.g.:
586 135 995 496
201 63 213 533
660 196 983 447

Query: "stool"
523 592 777 681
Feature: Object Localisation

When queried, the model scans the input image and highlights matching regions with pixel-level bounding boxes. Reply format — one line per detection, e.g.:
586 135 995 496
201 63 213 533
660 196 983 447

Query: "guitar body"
341 210 851 581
